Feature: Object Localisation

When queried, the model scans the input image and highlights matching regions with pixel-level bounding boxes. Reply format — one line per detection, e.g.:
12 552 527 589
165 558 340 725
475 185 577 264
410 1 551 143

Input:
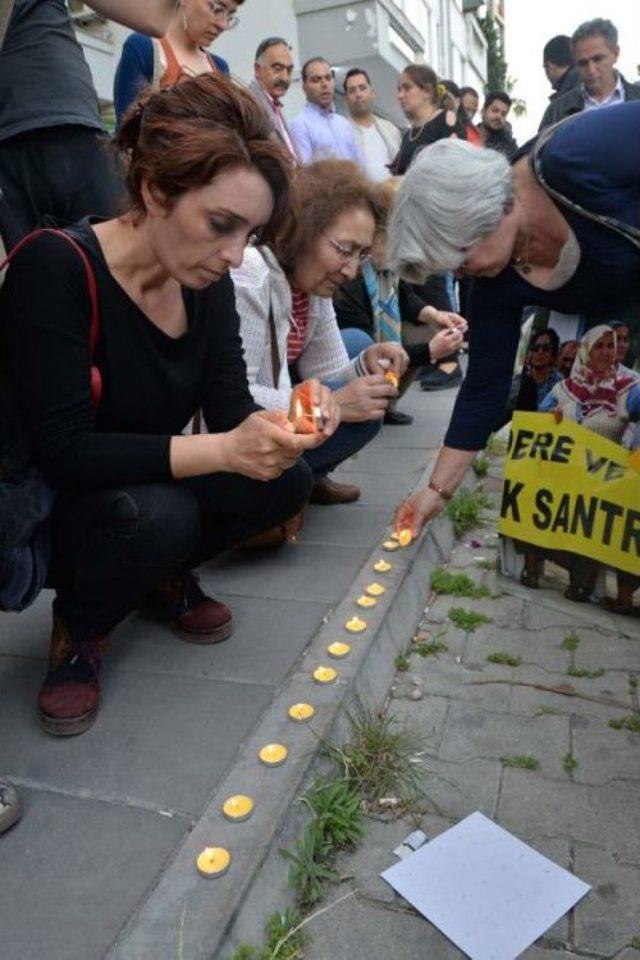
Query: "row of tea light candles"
196 527 413 878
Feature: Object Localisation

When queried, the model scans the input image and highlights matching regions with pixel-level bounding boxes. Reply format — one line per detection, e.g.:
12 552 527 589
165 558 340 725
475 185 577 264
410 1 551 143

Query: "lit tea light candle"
357 594 377 609
196 846 231 879
373 559 392 573
288 702 315 723
222 795 254 822
390 531 400 541
365 582 386 597
313 665 339 684
384 371 399 389
345 615 367 633
327 641 350 659
397 528 413 547
259 743 288 767
383 539 399 552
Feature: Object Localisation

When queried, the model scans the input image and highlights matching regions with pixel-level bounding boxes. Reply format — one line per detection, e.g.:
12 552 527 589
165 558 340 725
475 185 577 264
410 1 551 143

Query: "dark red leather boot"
152 571 232 644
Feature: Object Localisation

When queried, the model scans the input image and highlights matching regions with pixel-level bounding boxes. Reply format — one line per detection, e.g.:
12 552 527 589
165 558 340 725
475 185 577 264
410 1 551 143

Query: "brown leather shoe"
235 509 305 550
37 613 109 737
309 477 361 505
152 571 232 644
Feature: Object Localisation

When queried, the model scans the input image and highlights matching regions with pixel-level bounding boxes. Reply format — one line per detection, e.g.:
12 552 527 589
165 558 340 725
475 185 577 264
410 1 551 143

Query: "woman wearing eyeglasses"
232 160 409 515
114 0 244 126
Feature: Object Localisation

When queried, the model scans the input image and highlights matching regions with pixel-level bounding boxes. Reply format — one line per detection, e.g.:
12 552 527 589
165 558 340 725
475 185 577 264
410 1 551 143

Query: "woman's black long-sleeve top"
1 222 259 488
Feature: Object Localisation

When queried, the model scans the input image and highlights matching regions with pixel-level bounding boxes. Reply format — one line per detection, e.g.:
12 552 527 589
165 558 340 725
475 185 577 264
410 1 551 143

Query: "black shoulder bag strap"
531 118 640 252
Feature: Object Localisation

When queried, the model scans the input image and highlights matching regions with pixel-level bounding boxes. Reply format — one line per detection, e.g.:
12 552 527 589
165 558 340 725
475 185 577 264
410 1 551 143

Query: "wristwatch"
428 479 452 501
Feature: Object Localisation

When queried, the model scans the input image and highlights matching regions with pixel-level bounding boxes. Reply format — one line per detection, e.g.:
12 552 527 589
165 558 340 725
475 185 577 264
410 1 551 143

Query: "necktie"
363 262 402 344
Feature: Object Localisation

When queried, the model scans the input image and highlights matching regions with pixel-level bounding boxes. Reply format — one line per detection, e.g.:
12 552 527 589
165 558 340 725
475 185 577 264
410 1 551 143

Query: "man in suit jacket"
540 18 640 129
250 36 298 161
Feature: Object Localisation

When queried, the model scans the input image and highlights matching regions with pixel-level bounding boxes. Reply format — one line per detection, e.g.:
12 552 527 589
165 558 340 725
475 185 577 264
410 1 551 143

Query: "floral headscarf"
562 325 636 418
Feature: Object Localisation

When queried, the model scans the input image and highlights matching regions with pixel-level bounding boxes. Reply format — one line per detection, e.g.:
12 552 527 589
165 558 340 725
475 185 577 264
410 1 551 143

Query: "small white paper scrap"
381 812 590 960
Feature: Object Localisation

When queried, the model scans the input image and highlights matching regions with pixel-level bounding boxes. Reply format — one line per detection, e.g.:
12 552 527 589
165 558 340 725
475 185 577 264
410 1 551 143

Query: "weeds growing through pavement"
567 666 604 679
609 713 640 733
629 674 638 694
394 653 410 673
487 652 522 667
414 639 449 658
431 567 490 599
446 488 492 538
228 910 307 960
630 935 640 949
302 778 365 852
562 752 579 777
475 557 497 571
501 755 540 770
472 454 489 478
485 433 508 458
561 632 580 652
324 707 426 812
448 607 492 632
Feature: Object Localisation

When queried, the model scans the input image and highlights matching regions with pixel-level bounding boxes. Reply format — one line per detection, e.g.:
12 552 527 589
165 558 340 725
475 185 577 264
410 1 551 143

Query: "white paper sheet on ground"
381 812 590 960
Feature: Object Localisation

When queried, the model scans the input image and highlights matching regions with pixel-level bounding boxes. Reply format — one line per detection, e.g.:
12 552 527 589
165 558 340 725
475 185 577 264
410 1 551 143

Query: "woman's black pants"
48 462 313 641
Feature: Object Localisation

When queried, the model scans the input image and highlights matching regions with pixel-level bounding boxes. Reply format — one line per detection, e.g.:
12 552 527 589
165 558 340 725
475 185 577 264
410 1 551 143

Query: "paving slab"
573 846 640 955
0 789 187 960
572 715 640 786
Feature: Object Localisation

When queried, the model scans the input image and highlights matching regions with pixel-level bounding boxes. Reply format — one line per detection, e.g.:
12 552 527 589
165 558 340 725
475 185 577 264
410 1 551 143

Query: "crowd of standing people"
0 2 638 837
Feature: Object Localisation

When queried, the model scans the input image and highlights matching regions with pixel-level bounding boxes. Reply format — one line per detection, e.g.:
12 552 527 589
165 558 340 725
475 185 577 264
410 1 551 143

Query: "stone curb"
106 452 457 960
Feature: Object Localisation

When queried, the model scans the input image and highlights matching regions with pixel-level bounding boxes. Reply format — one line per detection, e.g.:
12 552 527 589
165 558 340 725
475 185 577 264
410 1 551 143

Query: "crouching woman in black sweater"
2 75 334 736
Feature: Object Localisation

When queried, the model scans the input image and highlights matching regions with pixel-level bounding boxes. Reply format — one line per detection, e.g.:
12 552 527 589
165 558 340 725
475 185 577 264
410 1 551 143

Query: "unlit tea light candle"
365 582 386 597
223 795 254 822
327 642 350 659
288 702 315 723
357 595 377 609
259 743 288 767
373 559 392 573
313 665 339 684
345 615 367 633
383 540 399 552
196 847 231 879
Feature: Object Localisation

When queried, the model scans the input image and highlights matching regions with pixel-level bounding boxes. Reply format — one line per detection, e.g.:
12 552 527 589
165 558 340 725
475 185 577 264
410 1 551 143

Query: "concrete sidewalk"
302 491 640 960
0 385 456 960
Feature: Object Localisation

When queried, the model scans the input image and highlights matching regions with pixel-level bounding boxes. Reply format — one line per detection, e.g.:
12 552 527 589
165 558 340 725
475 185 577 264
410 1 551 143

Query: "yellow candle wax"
327 642 350 659
313 665 339 684
357 595 377 608
365 582 386 597
383 540 399 552
258 743 288 767
345 615 367 633
196 846 231 879
223 795 254 822
373 559 392 573
288 702 315 723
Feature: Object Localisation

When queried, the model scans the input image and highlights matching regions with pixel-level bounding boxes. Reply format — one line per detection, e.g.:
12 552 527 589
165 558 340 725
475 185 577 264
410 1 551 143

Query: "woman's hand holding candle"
363 341 409 378
221 410 324 481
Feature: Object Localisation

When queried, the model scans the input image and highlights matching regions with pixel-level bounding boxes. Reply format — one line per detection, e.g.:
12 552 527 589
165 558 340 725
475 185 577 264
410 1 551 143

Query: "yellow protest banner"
498 412 640 576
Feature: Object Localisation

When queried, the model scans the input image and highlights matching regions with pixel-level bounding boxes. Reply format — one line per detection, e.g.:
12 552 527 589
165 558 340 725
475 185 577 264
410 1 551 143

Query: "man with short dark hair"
540 18 640 129
290 57 362 165
459 85 479 122
477 91 517 159
343 68 400 181
542 34 580 103
250 36 298 160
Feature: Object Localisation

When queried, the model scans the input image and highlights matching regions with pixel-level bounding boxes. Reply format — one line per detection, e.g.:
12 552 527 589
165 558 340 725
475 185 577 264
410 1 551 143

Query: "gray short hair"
387 139 513 283
571 18 618 51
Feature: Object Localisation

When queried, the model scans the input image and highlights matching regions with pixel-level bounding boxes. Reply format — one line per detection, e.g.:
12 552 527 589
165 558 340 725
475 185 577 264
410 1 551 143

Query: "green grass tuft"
472 454 489 478
567 666 604 679
414 639 449 658
485 433 508 457
395 653 410 673
448 607 492 632
501 755 540 770
446 488 493 538
431 567 490 599
561 632 580 652
562 752 579 776
609 713 640 733
487 652 522 667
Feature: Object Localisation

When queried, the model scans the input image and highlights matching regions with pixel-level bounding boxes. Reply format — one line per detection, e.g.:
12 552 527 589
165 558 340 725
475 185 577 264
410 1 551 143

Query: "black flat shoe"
384 408 414 425
420 363 462 391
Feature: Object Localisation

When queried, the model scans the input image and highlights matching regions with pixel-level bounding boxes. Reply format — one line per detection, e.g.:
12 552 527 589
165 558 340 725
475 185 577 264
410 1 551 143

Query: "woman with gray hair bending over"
389 102 640 537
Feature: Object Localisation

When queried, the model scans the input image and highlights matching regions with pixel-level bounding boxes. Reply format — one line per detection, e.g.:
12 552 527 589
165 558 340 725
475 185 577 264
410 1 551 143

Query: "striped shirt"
287 286 310 364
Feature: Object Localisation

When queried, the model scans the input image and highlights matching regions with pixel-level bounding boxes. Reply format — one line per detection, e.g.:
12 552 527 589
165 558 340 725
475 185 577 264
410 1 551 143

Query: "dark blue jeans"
303 328 381 480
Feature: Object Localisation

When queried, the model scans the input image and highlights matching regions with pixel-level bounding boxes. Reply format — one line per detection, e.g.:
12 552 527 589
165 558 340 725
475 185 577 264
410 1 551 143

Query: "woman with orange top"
114 0 244 126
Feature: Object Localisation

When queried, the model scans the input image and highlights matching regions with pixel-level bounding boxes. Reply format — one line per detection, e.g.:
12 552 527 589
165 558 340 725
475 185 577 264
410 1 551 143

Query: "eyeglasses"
326 236 371 265
210 2 240 28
